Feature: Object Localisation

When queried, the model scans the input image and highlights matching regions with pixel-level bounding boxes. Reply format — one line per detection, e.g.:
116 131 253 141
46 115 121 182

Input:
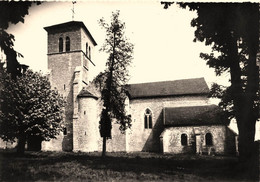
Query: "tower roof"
77 89 98 100
44 21 97 46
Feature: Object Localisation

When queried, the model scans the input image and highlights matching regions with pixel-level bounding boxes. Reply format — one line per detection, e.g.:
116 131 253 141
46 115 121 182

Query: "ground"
0 150 250 182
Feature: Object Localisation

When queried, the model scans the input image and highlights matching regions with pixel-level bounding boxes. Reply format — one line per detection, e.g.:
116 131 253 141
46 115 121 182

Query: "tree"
0 69 65 154
0 1 40 78
162 2 259 179
96 11 133 157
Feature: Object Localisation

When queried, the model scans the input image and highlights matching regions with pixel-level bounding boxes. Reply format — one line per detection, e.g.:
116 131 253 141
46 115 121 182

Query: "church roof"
163 105 229 126
127 77 209 99
44 21 97 46
78 89 98 100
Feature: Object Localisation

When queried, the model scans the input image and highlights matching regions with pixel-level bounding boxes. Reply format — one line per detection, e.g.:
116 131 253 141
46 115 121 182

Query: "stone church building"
40 21 237 155
0 21 237 155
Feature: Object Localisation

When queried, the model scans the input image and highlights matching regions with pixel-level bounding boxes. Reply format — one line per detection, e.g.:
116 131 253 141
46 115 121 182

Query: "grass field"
0 150 250 181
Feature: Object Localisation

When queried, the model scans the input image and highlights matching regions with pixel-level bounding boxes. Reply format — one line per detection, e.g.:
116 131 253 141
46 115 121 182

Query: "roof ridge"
128 77 205 86
164 104 218 109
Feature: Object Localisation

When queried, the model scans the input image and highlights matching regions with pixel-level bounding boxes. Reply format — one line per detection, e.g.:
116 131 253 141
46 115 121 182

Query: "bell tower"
43 21 97 151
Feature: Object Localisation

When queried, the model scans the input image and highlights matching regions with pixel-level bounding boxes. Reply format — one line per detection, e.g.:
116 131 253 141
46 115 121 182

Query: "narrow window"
63 128 67 135
64 84 66 90
89 46 91 60
66 36 70 52
86 42 88 57
181 134 188 146
205 133 213 146
59 37 63 52
144 109 152 129
148 115 152 128
144 115 148 128
84 111 86 115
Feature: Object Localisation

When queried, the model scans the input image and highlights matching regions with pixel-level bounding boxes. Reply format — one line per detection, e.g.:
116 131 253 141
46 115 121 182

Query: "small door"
195 134 203 154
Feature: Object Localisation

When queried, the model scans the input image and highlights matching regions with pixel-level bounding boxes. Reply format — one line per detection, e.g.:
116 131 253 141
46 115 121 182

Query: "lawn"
0 150 248 181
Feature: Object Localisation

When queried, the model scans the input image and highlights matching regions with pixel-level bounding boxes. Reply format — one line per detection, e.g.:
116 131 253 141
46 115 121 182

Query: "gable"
127 77 209 99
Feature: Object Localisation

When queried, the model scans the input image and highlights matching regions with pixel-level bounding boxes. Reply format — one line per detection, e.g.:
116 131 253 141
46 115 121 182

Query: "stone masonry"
42 21 97 151
161 125 236 155
0 21 238 155
127 95 209 152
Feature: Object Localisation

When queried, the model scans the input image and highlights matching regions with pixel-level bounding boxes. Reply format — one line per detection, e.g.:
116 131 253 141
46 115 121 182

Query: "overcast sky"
7 1 230 86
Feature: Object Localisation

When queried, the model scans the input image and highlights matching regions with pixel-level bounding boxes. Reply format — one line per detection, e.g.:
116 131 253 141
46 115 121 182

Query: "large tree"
0 69 65 153
0 1 40 78
96 11 133 157
162 2 259 179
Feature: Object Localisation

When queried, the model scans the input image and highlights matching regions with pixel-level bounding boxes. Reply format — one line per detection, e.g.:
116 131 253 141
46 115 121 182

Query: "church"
0 20 237 155
39 21 237 155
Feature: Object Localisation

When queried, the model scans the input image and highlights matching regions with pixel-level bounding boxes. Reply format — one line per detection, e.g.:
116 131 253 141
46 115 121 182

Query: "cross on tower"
72 1 76 21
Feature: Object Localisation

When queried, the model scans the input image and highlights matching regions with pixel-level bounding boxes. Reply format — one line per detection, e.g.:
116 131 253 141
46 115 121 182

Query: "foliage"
0 1 40 78
0 69 65 152
177 3 258 75
92 71 107 91
96 10 133 156
170 3 259 178
209 83 234 119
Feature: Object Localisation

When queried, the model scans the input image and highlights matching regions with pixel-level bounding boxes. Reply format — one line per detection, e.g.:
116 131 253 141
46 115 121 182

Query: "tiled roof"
127 78 209 99
44 21 97 46
78 89 98 100
164 105 229 126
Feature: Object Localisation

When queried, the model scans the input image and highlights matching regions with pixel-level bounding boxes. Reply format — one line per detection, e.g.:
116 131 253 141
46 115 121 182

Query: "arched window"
205 133 213 146
59 37 63 52
65 36 70 52
181 134 188 146
89 46 91 60
144 108 152 129
86 42 88 56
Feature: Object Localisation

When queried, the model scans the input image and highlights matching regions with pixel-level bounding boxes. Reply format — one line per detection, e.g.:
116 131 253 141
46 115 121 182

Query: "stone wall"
0 139 17 149
44 24 94 152
104 121 126 152
127 95 209 152
74 97 99 152
80 28 95 58
47 55 83 151
48 53 82 93
80 28 96 83
42 132 64 151
225 127 237 154
161 125 232 155
47 26 82 54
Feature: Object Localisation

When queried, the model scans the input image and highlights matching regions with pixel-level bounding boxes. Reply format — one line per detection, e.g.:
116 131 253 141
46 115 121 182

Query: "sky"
5 1 260 139
7 1 230 86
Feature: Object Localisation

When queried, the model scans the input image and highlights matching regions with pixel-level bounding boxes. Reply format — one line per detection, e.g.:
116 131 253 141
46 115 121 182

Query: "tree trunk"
102 136 107 157
101 31 116 158
228 22 259 179
236 40 259 180
237 116 258 180
17 133 26 154
237 111 256 161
